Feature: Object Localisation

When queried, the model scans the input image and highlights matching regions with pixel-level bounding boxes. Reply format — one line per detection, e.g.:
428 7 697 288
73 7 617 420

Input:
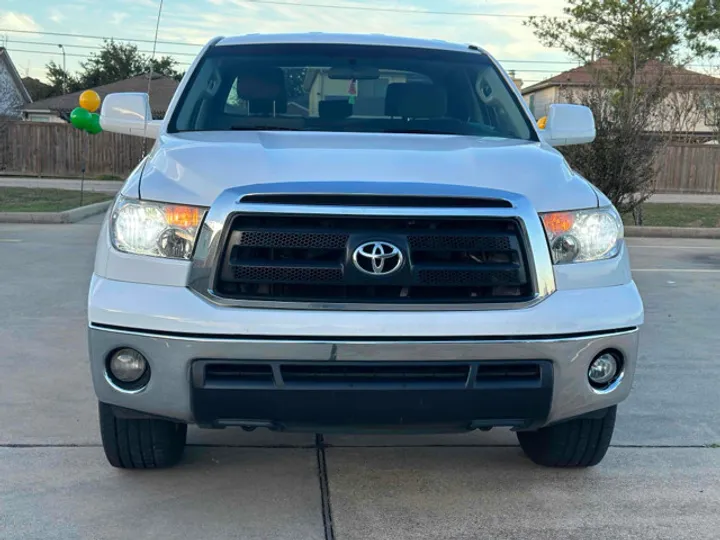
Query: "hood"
136 131 598 212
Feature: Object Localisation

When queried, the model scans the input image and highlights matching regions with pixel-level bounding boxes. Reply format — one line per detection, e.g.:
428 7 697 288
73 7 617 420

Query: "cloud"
48 8 66 24
82 0 571 85
0 11 42 33
121 0 159 6
111 12 130 25
183 0 558 54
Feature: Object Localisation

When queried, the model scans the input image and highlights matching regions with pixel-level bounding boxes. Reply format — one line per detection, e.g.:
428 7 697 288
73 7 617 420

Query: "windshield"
168 43 537 141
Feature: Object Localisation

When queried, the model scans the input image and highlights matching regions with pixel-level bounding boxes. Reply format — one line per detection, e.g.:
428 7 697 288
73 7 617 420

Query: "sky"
0 0 577 85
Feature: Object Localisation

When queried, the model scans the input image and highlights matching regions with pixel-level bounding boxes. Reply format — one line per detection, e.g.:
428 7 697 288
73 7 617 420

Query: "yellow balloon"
79 90 101 113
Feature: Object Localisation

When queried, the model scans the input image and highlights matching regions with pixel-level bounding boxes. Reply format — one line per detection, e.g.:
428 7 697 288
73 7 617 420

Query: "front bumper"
89 323 639 430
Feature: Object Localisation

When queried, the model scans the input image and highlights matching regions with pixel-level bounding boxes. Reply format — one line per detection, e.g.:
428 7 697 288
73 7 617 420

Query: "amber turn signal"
165 205 203 228
541 212 575 235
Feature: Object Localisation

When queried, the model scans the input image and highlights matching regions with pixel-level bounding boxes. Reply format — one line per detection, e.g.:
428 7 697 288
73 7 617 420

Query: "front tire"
98 402 187 469
517 406 616 468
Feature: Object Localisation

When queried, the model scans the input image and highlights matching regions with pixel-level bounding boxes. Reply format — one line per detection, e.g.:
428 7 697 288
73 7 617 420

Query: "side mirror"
100 93 161 139
541 104 595 147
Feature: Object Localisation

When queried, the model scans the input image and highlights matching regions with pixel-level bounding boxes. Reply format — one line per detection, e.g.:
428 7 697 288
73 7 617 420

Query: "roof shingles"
522 58 720 94
23 74 179 118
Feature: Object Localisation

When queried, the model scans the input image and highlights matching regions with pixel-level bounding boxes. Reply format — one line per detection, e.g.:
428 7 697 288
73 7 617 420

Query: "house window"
701 93 720 126
528 94 536 117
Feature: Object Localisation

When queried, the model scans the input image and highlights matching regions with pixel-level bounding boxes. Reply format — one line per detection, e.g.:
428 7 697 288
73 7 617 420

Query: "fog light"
109 349 148 383
588 352 619 386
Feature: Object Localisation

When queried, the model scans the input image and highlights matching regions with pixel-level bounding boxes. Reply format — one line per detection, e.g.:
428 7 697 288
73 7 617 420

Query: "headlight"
110 196 206 259
540 207 623 264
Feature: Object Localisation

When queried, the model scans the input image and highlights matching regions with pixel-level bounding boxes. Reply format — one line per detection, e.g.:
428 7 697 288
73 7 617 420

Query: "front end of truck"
88 34 642 469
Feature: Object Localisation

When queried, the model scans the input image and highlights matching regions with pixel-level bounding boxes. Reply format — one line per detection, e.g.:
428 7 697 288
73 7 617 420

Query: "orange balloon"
79 90 101 112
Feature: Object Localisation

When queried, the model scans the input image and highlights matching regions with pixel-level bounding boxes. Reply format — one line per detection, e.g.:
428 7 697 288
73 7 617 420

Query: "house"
0 48 32 119
522 59 720 136
22 74 180 123
303 68 426 117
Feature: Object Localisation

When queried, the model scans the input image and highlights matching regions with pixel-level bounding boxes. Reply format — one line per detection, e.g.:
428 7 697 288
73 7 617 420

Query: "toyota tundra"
88 33 643 469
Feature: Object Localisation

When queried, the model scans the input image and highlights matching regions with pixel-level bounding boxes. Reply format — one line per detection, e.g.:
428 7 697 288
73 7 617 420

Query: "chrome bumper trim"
89 325 639 426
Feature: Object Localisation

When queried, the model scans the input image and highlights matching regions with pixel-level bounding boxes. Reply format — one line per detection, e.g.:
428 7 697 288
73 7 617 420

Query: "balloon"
79 90 101 112
87 113 103 135
70 107 92 130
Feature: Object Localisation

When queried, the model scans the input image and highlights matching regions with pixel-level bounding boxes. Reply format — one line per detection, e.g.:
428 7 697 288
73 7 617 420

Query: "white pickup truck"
88 33 643 470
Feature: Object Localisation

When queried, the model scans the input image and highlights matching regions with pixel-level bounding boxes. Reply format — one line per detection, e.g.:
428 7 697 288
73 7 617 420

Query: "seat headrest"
235 66 287 115
399 84 447 118
319 100 352 120
384 83 405 116
385 83 447 118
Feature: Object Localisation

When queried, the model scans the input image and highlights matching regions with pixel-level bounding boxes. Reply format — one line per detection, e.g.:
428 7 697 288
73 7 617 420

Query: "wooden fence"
654 143 720 193
2 121 720 193
0 121 147 179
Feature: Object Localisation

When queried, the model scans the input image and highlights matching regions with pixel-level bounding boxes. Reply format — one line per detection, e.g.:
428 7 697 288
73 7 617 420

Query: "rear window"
169 43 537 141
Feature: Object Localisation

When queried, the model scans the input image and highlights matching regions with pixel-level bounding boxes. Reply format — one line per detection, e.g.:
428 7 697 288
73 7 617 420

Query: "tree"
526 0 720 218
149 57 184 82
285 67 308 98
46 60 78 95
46 40 183 94
22 77 59 101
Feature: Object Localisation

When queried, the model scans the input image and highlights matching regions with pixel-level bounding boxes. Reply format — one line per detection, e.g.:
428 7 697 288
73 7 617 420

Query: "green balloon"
87 113 102 135
70 107 92 130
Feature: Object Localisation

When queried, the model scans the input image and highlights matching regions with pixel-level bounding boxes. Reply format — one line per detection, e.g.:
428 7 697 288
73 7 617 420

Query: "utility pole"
57 44 67 92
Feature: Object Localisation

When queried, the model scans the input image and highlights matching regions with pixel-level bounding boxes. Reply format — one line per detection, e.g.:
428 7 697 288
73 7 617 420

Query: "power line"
7 39 198 57
5 47 192 66
11 38 580 64
240 0 544 18
11 48 719 76
0 28 201 47
8 47 88 59
5 29 719 71
7 47 568 73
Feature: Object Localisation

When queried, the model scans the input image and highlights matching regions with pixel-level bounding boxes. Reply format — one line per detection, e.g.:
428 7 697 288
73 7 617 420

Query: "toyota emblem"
352 241 404 276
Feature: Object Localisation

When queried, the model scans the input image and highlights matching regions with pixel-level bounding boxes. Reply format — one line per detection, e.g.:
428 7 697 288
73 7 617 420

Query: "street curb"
625 226 720 239
0 200 112 224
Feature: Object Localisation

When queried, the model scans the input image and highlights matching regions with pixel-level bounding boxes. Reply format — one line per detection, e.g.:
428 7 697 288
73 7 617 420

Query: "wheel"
98 402 187 469
517 406 616 468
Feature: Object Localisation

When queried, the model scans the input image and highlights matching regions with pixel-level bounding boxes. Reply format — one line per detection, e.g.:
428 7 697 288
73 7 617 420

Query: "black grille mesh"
216 213 533 303
238 231 348 249
409 234 512 251
417 268 521 286
233 265 343 283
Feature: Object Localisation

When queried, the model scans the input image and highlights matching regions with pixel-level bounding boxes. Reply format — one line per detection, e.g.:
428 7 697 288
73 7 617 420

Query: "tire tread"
98 402 186 469
517 406 617 468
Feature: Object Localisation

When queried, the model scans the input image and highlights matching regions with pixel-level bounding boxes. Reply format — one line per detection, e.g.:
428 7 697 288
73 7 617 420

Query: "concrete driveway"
1 217 719 539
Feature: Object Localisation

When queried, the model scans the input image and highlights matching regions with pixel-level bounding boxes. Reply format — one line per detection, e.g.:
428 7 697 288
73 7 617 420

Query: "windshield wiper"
230 125 302 131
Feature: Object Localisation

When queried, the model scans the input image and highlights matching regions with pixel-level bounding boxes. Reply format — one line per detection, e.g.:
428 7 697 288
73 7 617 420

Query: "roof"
23 74 179 116
216 33 485 54
522 58 720 94
0 47 32 104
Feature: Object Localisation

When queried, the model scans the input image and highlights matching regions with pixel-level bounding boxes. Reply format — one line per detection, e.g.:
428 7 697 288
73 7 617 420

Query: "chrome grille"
214 213 534 304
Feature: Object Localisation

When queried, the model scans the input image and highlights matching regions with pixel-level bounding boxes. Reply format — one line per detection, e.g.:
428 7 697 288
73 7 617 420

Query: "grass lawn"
623 204 720 228
0 188 112 212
